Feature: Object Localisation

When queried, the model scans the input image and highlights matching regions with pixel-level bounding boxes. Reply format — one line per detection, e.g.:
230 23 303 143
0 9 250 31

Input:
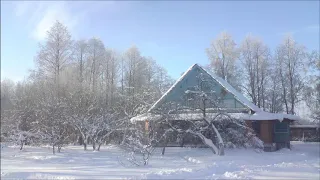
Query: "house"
290 124 320 142
131 64 300 152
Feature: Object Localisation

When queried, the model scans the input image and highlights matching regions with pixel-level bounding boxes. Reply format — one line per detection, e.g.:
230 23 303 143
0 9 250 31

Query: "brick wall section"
260 120 274 143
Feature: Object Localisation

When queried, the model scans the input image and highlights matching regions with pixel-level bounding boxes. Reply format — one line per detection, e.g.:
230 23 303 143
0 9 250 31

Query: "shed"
290 124 320 142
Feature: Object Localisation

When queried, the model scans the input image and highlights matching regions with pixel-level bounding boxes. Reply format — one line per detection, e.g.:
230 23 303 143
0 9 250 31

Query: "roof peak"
148 63 262 113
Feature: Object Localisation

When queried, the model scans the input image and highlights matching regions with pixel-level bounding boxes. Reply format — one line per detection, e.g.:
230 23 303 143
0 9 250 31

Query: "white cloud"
12 1 75 41
31 2 78 41
12 1 123 42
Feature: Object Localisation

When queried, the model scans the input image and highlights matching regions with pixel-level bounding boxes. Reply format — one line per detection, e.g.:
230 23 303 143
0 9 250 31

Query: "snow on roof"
130 113 162 123
243 111 300 122
199 66 262 113
130 111 300 123
130 112 246 123
290 125 320 128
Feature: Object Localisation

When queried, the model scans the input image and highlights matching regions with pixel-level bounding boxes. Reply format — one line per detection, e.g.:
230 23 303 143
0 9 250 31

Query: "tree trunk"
52 145 55 154
218 143 225 156
161 146 166 155
161 138 168 155
20 140 24 150
180 136 185 147
83 137 88 150
78 136 83 145
97 143 102 151
92 142 96 151
58 146 62 153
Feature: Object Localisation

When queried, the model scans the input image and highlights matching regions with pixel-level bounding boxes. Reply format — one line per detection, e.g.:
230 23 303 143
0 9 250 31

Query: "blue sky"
1 1 319 82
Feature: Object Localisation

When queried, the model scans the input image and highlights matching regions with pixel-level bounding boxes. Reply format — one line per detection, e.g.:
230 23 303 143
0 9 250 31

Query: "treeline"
0 21 174 152
206 32 319 121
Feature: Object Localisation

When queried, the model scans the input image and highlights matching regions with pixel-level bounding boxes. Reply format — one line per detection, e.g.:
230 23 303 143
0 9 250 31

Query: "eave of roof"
130 111 300 123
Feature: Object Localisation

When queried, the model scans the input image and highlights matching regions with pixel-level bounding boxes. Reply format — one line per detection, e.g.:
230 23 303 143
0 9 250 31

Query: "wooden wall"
260 120 274 143
245 120 274 144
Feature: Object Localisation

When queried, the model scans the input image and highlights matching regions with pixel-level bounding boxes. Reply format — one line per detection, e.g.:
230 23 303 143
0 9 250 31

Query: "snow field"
1 141 319 179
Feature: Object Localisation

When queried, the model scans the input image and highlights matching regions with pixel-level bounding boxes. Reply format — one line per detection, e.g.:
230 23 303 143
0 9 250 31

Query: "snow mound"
156 168 193 175
27 173 75 180
143 168 193 179
26 156 54 160
183 156 202 164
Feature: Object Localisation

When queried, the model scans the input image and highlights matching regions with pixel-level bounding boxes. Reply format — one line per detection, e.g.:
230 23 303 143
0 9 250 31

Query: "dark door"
252 121 261 137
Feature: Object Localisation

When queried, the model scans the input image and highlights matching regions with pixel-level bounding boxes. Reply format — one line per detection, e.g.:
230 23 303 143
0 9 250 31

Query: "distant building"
290 125 320 142
131 64 300 152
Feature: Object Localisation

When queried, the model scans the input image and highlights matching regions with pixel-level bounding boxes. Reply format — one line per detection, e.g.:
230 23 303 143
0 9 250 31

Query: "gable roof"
148 64 262 113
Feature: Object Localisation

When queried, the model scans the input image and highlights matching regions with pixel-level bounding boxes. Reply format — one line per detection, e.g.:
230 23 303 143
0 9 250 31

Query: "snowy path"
1 141 319 179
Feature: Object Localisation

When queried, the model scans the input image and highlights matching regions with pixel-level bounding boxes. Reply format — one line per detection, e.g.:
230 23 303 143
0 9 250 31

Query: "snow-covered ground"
1 141 319 179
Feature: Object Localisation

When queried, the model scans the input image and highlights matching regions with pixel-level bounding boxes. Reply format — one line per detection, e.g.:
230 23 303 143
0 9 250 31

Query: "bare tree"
87 38 105 93
206 31 241 89
275 35 307 114
35 20 73 96
73 40 88 89
37 97 70 154
305 51 320 124
240 35 271 110
101 48 119 108
266 65 284 113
